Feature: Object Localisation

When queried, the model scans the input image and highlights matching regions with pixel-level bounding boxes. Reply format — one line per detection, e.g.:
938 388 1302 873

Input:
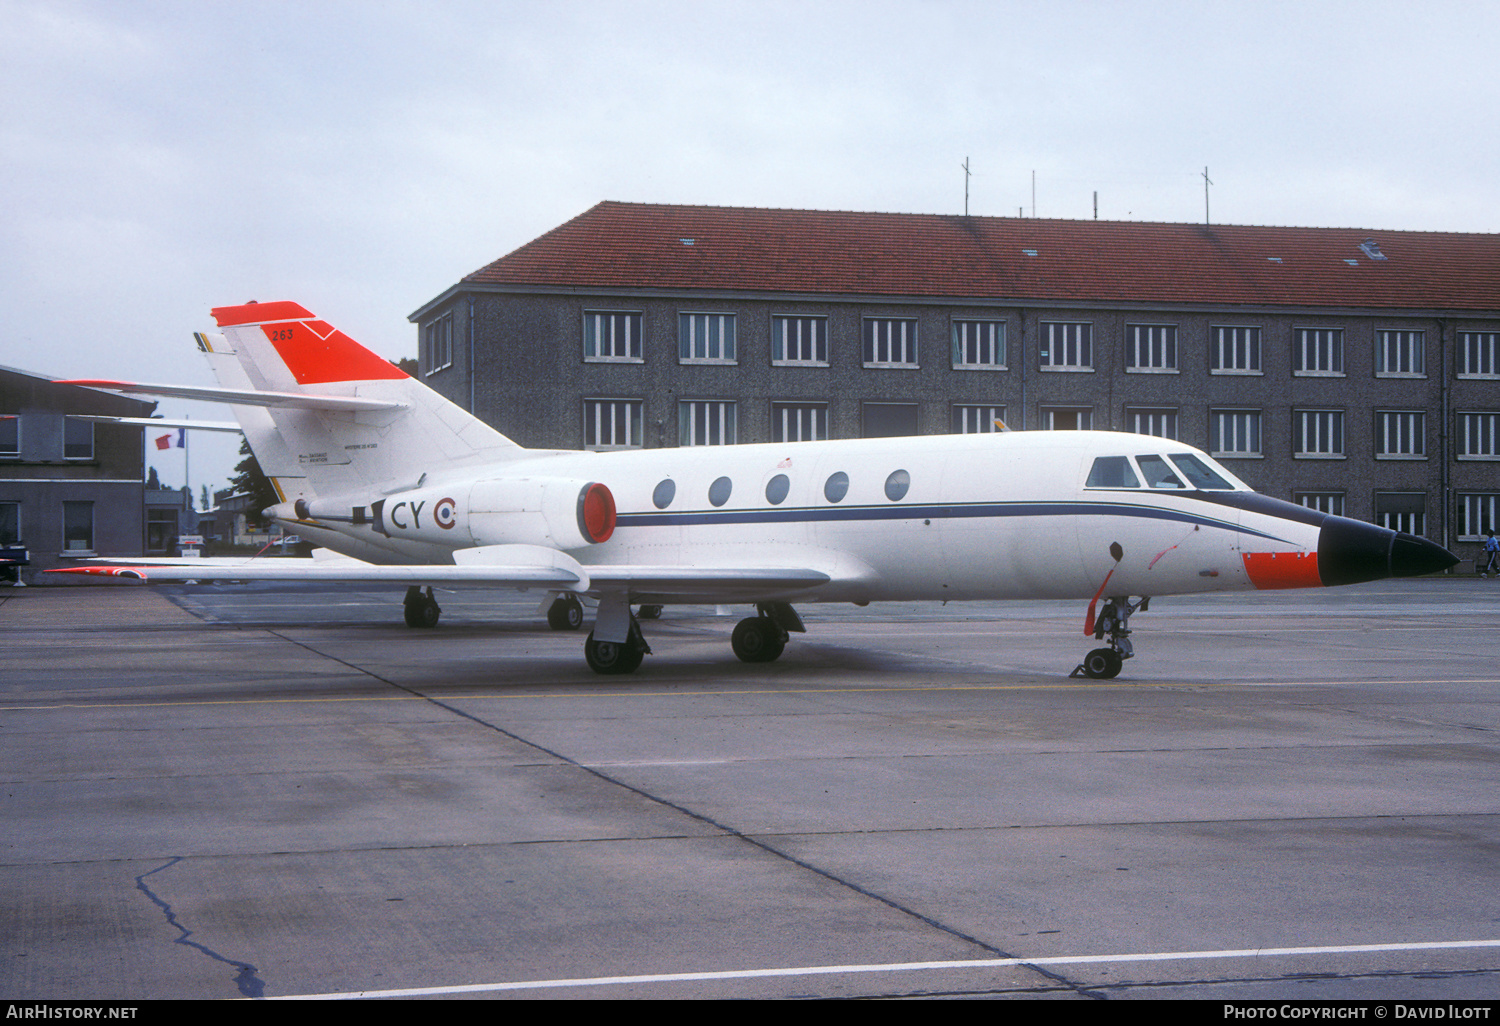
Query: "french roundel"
434 497 458 530
577 482 616 543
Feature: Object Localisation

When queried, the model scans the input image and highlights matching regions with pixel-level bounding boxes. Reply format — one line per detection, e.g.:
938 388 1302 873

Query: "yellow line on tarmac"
6 677 1499 712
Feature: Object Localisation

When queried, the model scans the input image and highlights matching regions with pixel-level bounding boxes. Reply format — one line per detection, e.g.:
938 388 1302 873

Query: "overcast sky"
4 0 1498 497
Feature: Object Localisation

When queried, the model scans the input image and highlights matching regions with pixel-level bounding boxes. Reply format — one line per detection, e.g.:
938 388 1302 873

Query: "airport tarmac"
3 577 1499 1000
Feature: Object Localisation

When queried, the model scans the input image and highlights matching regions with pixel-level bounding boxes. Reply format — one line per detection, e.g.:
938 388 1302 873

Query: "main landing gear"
584 617 650 674
546 594 585 631
731 602 805 664
403 585 441 628
1072 595 1149 679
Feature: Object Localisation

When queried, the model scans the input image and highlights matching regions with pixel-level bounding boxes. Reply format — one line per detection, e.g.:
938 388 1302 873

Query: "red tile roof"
462 201 1500 313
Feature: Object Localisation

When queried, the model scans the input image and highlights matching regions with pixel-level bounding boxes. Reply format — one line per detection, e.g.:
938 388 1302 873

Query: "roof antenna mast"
963 157 971 216
1202 166 1213 224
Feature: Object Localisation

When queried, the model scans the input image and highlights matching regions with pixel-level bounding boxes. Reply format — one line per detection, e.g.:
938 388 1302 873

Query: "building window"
1296 492 1345 517
0 415 17 457
1375 492 1426 536
583 399 643 450
62 500 93 552
1125 324 1178 373
679 401 736 446
1376 329 1424 377
863 318 919 367
423 313 453 374
679 313 736 363
1041 407 1092 430
1294 327 1344 376
63 418 93 460
952 320 1006 369
772 316 828 365
1125 407 1179 440
1458 331 1500 378
1293 410 1345 458
862 402 918 437
1376 411 1426 458
1211 326 1262 374
1457 412 1500 460
1211 410 1262 457
771 402 828 442
1040 322 1093 370
0 501 18 544
146 509 178 554
952 405 1007 433
584 311 643 362
1457 494 1500 541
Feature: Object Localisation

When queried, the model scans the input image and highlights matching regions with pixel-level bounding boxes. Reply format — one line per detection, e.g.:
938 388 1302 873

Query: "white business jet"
60 302 1457 677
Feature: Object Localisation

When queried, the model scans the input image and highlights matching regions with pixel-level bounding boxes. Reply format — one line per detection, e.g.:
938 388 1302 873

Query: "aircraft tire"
404 598 440 628
1082 648 1123 679
548 595 585 631
732 616 787 663
585 632 644 674
637 604 663 620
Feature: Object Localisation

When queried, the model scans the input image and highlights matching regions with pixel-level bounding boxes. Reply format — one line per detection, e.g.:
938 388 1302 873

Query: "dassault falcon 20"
59 301 1457 677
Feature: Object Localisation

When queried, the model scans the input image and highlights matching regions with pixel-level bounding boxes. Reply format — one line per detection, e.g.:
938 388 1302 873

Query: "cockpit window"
1169 453 1234 490
1136 454 1185 489
1086 456 1140 488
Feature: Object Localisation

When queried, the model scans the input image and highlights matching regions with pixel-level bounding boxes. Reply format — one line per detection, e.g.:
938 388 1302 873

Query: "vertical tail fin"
204 302 523 501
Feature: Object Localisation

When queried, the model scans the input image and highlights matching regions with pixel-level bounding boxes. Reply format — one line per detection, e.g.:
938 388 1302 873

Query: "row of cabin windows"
649 469 913 510
0 500 95 551
586 399 1491 460
572 314 1500 378
0 416 95 460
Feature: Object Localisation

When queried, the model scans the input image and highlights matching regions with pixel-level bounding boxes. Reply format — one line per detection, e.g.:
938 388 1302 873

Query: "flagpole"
184 416 190 511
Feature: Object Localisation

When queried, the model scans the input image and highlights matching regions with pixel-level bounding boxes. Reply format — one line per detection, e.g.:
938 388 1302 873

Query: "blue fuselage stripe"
616 499 1291 543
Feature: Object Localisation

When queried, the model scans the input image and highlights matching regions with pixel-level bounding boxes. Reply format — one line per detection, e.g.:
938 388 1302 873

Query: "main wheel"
731 616 787 663
404 592 440 628
1082 647 1123 679
547 595 585 630
584 631 645 674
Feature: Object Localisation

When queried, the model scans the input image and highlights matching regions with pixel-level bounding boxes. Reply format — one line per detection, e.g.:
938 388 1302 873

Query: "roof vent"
679 238 695 246
1359 238 1387 261
1344 258 1359 266
1021 248 1038 257
1267 257 1283 264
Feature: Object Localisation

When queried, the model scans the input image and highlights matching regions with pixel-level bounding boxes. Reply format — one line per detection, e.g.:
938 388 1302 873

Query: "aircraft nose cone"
1390 531 1461 578
1317 516 1459 586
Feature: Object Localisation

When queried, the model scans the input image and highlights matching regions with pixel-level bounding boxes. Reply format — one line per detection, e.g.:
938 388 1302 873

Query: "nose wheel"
1072 596 1147 679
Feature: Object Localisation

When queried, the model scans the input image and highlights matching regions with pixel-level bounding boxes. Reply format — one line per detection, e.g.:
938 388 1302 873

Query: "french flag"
155 429 186 450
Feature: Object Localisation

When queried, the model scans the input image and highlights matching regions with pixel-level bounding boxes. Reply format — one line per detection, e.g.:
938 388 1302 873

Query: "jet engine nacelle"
465 477 616 551
289 478 616 552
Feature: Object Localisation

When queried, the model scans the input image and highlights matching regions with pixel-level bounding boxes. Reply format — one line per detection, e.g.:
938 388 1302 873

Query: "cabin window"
1136 455 1185 489
1086 457 1140 489
708 476 732 507
884 469 910 501
824 472 849 503
765 474 790 505
1168 454 1234 490
652 479 675 509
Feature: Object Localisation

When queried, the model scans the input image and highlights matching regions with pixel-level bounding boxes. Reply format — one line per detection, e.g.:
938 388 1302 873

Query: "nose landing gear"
1072 596 1148 679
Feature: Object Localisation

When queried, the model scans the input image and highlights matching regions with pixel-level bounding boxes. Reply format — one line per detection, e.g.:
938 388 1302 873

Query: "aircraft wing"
49 545 589 590
583 565 833 603
49 554 835 603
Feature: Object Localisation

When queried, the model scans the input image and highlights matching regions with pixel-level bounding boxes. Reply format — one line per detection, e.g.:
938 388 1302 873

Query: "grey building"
1 365 153 576
410 202 1500 565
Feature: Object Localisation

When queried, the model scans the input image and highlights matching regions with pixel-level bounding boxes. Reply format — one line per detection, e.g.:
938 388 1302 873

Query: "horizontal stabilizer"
68 415 243 432
58 379 406 412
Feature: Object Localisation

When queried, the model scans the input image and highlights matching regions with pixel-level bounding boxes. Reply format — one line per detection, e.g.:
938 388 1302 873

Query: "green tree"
229 438 279 527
